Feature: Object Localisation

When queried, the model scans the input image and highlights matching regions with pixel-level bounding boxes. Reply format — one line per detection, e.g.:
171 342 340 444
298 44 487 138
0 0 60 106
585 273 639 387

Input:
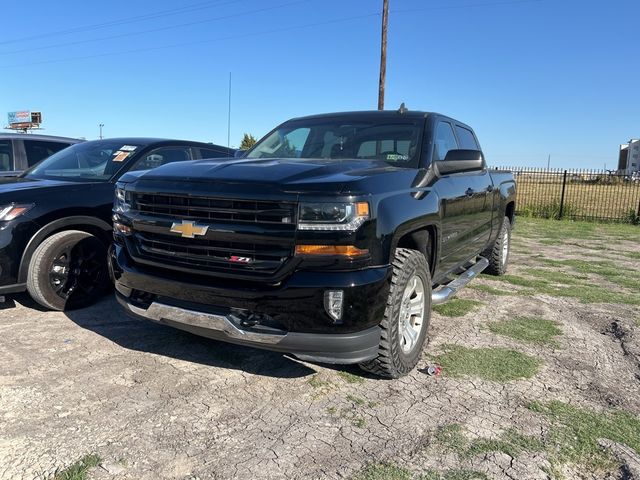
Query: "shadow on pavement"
63 295 316 379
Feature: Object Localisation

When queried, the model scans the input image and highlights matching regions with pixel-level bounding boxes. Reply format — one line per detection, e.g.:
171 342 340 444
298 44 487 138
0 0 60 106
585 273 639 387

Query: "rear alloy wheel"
359 248 431 378
27 230 109 311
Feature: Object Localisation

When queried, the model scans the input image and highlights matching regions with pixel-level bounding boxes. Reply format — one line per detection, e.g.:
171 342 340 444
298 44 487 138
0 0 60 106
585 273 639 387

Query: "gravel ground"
1 218 639 480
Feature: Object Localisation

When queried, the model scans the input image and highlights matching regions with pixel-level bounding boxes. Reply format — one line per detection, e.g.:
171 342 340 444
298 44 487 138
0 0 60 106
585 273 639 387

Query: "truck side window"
433 122 458 161
455 126 479 150
0 140 13 171
130 147 192 171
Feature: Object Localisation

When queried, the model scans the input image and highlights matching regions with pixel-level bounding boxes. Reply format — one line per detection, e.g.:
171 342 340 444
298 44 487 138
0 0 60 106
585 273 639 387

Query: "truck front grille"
129 193 297 279
133 192 294 225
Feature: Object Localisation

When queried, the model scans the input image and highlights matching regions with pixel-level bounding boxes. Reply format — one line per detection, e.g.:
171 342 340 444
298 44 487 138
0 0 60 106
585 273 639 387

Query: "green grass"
353 417 366 428
515 217 640 243
435 424 468 454
468 283 511 296
435 424 543 460
520 268 587 285
487 316 562 346
338 371 365 384
421 470 489 480
485 273 640 305
433 299 482 317
541 259 640 290
528 401 640 469
347 394 366 406
308 374 332 389
351 463 411 480
433 345 542 382
54 454 101 480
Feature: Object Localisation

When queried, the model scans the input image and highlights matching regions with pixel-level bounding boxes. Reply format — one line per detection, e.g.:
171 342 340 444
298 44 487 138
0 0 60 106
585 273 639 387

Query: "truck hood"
120 157 407 194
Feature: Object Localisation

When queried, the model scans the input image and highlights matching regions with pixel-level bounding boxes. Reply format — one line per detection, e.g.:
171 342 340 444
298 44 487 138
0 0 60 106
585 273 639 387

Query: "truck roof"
287 110 473 131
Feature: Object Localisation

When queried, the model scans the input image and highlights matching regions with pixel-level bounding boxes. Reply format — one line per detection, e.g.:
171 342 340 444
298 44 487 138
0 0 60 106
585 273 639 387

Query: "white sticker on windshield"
120 145 137 152
386 154 409 161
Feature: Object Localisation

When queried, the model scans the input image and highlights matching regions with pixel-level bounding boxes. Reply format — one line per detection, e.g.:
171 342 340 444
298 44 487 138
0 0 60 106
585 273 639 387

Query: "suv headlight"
298 202 369 231
0 204 34 221
114 187 132 213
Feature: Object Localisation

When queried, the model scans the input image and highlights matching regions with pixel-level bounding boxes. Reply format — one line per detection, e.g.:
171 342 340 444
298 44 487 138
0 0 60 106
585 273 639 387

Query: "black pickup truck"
110 110 516 378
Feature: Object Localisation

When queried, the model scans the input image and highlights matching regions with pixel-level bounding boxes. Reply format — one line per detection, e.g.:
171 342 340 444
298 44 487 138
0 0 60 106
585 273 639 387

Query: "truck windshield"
24 140 144 182
246 119 422 168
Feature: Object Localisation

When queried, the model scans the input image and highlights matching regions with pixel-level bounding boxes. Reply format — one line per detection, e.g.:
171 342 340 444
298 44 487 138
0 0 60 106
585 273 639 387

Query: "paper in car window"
120 145 137 152
386 154 409 161
112 151 130 162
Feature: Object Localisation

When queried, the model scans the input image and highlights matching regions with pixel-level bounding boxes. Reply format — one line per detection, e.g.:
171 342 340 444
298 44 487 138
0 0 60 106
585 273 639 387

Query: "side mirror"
234 149 245 158
434 149 485 175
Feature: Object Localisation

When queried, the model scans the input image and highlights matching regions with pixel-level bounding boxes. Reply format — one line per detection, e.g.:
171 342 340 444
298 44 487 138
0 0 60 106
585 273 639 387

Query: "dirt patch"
1 218 639 480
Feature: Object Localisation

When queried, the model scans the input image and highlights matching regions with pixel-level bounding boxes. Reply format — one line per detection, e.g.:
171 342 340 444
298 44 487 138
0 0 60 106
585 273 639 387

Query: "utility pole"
377 0 389 110
227 72 232 149
98 123 104 140
547 154 550 169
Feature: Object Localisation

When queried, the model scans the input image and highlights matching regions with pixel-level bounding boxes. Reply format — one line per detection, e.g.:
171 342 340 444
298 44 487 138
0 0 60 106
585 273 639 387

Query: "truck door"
432 121 491 275
453 124 493 257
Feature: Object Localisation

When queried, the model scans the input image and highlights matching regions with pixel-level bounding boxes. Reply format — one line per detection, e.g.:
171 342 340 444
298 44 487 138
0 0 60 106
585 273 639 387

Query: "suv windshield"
246 118 423 167
25 141 143 181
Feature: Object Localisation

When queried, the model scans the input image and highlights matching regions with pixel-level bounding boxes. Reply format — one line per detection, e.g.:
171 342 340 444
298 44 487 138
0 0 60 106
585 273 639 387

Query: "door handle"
465 188 474 197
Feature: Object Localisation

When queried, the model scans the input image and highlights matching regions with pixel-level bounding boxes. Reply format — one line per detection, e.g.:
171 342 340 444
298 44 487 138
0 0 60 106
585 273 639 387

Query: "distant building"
618 139 640 174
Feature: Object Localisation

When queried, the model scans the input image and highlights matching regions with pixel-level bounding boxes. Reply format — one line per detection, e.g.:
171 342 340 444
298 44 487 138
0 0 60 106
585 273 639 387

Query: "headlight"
0 204 34 221
114 187 131 213
298 202 369 231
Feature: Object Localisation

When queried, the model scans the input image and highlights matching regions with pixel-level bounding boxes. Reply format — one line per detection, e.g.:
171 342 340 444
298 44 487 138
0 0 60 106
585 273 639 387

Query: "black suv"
0 137 233 310
0 133 81 176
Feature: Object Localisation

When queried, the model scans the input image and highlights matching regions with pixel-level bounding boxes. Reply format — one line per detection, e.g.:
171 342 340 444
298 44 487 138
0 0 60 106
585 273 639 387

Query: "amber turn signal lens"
356 202 369 217
295 245 369 257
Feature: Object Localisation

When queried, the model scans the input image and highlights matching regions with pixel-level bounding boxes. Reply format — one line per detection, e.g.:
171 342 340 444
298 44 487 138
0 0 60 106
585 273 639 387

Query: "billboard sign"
8 111 32 125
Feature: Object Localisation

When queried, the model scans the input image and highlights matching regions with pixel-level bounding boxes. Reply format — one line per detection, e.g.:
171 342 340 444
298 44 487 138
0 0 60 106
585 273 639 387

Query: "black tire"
483 216 511 276
26 230 110 311
359 248 431 379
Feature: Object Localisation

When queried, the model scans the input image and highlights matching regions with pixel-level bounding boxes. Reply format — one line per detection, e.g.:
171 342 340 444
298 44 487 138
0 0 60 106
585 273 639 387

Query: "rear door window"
199 147 229 159
433 122 458 161
455 126 479 150
0 140 13 171
24 140 73 166
129 146 193 171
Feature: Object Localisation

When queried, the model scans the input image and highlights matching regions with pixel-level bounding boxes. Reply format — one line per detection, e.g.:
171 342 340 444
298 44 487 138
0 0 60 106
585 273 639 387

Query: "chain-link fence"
494 167 640 223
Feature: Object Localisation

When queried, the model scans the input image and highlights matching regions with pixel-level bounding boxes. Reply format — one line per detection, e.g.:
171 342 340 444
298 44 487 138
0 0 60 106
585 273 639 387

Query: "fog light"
324 290 344 323
114 222 132 235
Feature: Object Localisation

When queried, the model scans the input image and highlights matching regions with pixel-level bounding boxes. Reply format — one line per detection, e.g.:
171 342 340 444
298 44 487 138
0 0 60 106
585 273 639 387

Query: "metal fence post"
558 170 568 219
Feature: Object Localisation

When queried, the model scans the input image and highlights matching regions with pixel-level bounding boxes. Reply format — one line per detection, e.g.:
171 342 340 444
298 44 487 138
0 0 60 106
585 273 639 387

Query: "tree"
239 133 257 150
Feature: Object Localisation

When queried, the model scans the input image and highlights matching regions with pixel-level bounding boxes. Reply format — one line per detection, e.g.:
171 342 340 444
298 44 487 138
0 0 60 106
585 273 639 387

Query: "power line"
0 0 313 56
0 0 548 69
0 0 243 46
0 12 380 69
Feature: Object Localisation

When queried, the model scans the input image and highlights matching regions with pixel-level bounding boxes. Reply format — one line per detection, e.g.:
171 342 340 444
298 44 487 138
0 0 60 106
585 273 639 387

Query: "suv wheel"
359 248 431 378
26 230 109 311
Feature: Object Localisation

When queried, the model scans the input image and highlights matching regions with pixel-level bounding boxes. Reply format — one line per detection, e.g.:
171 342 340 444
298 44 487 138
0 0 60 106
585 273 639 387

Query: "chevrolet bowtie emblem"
170 220 209 238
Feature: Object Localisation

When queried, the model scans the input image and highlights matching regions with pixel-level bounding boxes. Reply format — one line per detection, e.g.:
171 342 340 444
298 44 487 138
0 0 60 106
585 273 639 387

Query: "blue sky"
1 0 637 169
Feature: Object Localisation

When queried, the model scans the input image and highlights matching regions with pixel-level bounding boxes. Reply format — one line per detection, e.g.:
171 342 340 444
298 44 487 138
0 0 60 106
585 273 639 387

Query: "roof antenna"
398 102 407 114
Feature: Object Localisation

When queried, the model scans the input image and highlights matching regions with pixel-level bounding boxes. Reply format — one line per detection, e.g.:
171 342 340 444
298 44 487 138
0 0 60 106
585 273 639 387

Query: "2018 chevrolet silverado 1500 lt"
0 138 233 310
110 110 516 378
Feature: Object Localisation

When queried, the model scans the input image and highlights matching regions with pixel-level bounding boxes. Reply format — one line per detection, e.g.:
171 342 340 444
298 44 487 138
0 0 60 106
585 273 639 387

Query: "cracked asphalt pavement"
1 219 639 480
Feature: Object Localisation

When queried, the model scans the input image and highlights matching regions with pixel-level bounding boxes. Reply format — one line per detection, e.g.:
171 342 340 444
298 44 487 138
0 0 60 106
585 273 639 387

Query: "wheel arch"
18 216 112 284
391 224 438 276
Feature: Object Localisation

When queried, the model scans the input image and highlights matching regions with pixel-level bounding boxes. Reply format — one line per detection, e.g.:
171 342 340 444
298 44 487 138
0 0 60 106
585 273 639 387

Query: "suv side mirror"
434 149 485 175
234 149 245 158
